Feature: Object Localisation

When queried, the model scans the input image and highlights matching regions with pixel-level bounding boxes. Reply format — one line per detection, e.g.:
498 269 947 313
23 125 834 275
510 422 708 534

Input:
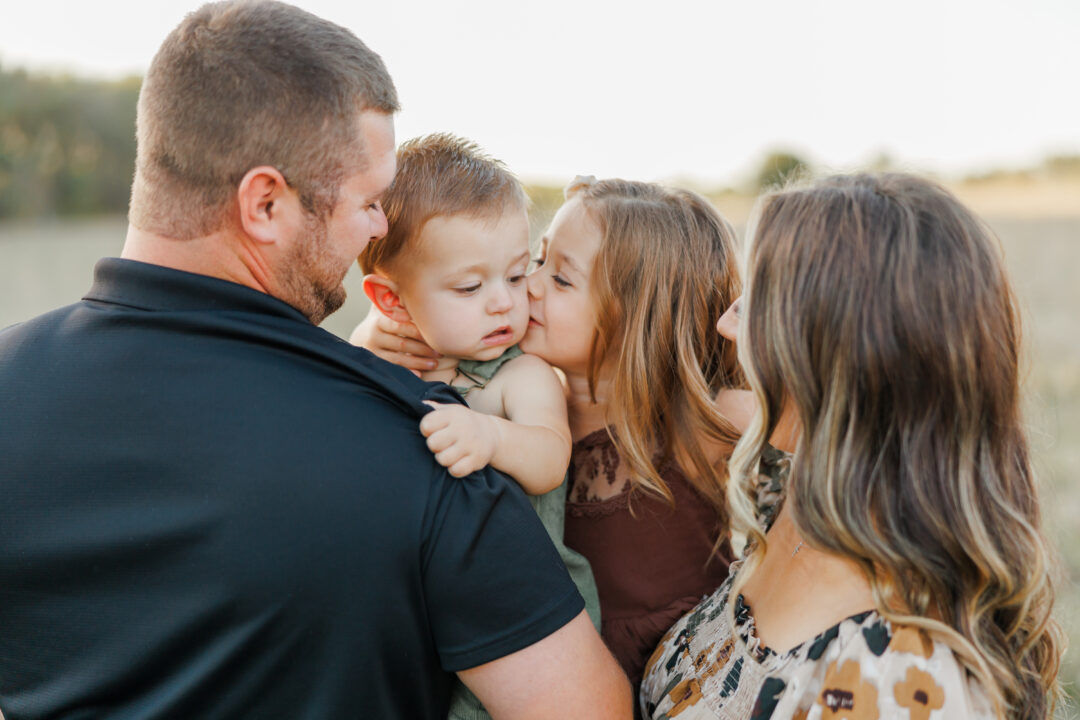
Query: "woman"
640 173 1063 719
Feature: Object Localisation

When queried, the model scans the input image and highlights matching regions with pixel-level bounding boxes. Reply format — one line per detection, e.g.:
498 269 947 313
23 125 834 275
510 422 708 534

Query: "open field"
1 176 1078 713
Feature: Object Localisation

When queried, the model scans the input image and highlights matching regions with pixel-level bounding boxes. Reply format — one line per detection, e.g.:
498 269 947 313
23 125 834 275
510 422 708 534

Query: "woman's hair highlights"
568 178 744 538
728 173 1063 718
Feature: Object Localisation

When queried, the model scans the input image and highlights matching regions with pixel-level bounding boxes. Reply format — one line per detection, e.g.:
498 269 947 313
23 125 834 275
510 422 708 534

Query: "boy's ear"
363 274 413 323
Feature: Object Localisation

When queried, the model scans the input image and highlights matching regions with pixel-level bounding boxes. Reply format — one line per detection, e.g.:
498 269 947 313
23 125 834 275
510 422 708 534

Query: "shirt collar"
84 258 310 322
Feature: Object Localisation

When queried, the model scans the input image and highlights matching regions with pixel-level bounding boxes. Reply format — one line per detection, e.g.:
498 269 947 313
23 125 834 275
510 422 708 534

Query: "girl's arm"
420 354 571 495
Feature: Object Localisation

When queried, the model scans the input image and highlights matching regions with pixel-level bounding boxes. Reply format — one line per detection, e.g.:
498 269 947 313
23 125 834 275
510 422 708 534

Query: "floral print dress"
639 468 994 720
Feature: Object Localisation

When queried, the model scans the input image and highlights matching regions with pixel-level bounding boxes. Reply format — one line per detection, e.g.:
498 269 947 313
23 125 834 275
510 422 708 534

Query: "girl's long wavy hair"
728 173 1063 718
569 177 743 532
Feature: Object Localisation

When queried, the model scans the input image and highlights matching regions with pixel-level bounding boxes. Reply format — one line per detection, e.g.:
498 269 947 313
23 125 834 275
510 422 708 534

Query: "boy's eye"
455 284 480 295
508 274 524 285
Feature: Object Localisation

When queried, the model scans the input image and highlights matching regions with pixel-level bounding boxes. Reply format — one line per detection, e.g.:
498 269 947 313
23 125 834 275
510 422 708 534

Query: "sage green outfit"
447 346 601 720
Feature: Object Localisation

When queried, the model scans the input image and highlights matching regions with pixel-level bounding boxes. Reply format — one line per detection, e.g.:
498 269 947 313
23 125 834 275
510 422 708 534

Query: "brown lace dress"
564 428 734 692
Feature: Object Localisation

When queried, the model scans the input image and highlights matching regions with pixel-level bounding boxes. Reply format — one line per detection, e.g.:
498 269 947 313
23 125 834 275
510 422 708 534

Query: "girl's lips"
528 317 542 328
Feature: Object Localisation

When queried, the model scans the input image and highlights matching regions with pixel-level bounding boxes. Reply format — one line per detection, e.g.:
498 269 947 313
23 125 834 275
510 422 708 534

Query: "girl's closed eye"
553 273 572 288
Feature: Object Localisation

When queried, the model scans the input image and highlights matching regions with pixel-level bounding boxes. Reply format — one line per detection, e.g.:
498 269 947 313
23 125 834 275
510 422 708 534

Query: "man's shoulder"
0 301 83 358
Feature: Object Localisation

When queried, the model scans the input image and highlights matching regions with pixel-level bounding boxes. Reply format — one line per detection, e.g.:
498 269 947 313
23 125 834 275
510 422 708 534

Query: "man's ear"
363 274 413 323
236 165 301 245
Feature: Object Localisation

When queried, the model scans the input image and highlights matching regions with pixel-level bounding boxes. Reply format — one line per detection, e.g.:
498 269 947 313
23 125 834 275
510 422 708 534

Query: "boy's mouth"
482 326 513 345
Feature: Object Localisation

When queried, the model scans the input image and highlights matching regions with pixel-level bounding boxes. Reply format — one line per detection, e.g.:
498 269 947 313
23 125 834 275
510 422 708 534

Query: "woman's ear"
363 274 413 323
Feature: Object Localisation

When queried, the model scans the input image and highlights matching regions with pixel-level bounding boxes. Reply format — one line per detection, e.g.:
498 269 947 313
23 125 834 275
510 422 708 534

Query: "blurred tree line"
0 65 139 219
1 64 1077 222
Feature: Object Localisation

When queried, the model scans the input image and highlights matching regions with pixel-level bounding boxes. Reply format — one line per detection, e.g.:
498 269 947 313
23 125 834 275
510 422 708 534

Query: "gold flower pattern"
894 666 946 720
639 452 993 720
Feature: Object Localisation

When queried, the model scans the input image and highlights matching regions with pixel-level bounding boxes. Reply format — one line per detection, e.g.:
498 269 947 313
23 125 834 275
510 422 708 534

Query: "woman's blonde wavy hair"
728 173 1063 718
567 177 743 533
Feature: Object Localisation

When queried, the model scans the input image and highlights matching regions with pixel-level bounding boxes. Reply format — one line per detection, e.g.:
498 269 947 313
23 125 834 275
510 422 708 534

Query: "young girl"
641 173 1063 719
358 176 788 696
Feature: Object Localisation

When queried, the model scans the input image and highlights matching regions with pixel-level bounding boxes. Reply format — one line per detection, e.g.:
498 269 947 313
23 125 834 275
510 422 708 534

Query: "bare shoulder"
486 352 562 391
466 353 563 418
808 620 996 719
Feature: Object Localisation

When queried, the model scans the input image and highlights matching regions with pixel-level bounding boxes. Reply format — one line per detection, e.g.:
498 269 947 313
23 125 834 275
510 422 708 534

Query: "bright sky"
2 0 1078 186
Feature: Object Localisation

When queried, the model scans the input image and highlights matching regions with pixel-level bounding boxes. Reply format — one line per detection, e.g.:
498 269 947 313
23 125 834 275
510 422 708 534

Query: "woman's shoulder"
761 615 996 720
641 598 995 720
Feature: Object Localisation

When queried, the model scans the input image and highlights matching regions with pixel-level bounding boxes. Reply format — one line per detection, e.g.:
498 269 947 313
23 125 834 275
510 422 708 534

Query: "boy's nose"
487 283 514 313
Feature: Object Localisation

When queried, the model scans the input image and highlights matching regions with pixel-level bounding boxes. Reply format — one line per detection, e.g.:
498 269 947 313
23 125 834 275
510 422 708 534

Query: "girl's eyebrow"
557 251 585 275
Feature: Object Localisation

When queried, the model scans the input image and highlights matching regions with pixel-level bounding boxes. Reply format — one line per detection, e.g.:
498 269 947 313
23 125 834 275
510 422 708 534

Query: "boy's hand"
349 305 440 375
420 402 499 477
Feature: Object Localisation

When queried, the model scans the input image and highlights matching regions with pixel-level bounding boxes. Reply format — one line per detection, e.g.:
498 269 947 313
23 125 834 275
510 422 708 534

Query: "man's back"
0 259 584 718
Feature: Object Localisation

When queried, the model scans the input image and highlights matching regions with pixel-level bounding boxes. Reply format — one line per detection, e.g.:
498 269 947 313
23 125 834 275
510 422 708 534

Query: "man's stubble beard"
280 210 348 326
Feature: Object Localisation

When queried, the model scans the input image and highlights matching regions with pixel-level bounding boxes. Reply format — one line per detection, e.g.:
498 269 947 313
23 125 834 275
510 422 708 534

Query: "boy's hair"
359 133 527 276
129 0 399 240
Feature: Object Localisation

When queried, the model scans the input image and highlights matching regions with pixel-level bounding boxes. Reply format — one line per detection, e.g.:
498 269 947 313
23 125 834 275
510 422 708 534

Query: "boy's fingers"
435 445 466 471
426 432 452 454
419 405 449 435
449 458 479 478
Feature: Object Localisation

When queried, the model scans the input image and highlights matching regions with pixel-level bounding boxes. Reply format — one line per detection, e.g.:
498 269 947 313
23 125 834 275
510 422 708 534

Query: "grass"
2 185 1078 713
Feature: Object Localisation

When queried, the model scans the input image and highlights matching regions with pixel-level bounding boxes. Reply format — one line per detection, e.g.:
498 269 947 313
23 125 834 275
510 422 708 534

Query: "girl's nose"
526 272 543 300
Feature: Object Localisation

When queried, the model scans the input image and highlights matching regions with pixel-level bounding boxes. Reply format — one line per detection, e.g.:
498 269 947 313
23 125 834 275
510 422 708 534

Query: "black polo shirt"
0 258 583 719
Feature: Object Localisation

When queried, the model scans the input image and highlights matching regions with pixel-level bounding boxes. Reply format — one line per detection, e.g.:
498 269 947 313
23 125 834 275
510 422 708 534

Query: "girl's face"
521 197 603 376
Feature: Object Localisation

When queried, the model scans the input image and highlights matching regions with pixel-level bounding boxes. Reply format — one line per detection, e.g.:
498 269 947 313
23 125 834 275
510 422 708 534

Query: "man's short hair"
359 133 527 276
129 0 399 239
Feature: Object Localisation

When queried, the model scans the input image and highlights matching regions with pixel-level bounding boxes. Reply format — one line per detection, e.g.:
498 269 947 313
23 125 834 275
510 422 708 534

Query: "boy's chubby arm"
419 353 571 495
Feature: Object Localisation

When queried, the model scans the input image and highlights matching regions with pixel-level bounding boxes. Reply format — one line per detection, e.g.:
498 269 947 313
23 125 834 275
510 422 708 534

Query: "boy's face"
397 208 531 362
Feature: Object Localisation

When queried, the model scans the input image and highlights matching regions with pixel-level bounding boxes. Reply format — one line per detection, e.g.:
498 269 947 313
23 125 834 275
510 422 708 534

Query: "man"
0 2 630 718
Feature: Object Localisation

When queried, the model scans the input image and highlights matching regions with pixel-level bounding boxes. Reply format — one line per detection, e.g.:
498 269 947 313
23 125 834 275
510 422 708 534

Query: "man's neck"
121 224 274 296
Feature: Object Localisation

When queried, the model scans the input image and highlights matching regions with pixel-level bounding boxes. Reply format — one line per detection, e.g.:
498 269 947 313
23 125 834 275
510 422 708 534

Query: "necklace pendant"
791 541 804 557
